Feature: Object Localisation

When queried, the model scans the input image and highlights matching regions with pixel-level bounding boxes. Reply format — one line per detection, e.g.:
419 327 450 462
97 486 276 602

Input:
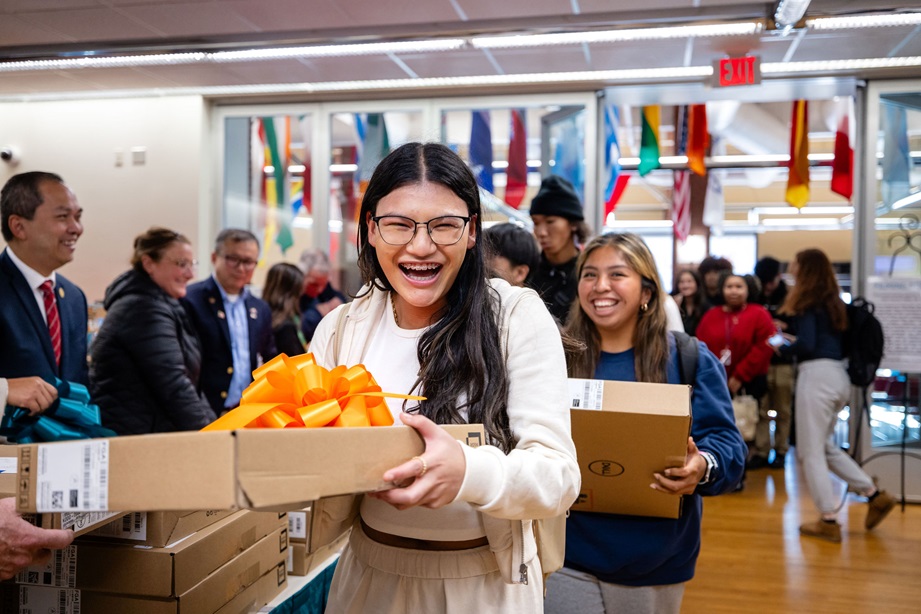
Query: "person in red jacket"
696 272 775 410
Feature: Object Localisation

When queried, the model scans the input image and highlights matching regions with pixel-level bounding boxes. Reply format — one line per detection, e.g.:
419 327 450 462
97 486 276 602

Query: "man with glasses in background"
182 229 275 416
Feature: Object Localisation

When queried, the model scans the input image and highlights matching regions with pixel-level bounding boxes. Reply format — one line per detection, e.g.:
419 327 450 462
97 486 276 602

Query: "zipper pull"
519 563 529 585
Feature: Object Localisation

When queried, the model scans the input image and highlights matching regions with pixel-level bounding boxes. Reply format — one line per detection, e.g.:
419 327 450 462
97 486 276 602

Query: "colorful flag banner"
687 104 709 176
638 106 661 176
505 109 527 207
357 113 390 184
828 98 854 200
261 116 294 253
552 115 585 202
881 102 911 210
603 104 622 202
672 106 691 242
298 114 312 214
470 110 494 193
703 135 726 231
785 100 809 209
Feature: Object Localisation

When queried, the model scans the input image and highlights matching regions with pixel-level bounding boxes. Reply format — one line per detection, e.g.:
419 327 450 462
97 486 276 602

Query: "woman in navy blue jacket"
546 233 746 614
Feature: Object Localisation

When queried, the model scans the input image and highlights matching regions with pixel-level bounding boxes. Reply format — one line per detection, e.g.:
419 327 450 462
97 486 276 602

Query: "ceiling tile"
14 8 164 42
118 3 259 38
0 16 74 47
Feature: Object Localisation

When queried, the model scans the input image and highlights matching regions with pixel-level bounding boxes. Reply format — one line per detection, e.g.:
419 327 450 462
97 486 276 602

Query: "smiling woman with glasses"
89 226 216 436
308 142 580 613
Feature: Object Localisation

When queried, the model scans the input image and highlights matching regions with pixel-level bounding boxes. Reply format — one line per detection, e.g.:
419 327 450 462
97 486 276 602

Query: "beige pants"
754 363 795 457
326 519 544 613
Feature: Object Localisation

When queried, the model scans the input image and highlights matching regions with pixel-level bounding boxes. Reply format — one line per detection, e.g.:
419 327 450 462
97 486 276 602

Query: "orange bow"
201 353 425 431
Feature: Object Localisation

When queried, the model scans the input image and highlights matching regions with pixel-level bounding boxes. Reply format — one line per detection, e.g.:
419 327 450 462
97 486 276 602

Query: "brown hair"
263 263 304 328
131 227 190 273
565 233 669 383
778 248 848 331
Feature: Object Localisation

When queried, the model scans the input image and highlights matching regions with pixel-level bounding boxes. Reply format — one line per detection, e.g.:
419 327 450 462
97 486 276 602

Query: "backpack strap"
673 330 699 387
332 302 352 365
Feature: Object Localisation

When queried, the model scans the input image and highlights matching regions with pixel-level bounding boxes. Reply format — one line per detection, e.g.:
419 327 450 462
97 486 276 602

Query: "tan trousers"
754 363 795 457
326 519 544 613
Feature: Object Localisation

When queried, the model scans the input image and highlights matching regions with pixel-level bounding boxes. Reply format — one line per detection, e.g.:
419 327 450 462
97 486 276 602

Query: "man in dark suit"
0 172 88 415
182 229 275 416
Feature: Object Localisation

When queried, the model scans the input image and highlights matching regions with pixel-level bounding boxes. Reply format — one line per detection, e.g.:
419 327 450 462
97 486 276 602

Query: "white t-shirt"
358 294 486 541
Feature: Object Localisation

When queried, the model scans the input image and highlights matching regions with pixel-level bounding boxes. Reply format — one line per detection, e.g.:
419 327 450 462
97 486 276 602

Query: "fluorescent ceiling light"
0 52 206 72
761 217 841 226
809 13 921 29
211 39 465 61
762 56 921 73
472 22 761 48
754 206 854 215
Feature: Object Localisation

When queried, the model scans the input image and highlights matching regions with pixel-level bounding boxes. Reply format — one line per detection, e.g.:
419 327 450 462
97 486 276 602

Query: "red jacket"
696 303 775 385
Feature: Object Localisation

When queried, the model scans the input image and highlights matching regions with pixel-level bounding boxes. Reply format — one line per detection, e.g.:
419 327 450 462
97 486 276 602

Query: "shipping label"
16 585 81 614
568 379 605 411
16 545 77 588
88 511 147 540
36 440 109 512
0 456 17 474
288 511 307 539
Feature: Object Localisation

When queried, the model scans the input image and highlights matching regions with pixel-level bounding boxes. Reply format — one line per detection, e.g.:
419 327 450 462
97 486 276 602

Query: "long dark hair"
565 233 670 383
779 248 847 331
357 142 513 452
263 263 304 328
673 268 708 314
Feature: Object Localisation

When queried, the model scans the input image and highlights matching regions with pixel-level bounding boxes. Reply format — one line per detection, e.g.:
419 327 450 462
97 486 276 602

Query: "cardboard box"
287 532 347 577
84 509 236 547
4 537 288 614
17 424 485 514
16 510 286 597
568 378 691 519
0 444 17 497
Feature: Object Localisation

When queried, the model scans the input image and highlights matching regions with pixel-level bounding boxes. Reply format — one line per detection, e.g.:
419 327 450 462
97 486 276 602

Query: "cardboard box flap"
235 424 484 509
569 378 691 417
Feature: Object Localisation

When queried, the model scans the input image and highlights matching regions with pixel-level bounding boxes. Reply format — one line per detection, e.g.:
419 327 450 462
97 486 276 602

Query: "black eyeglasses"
371 215 471 246
221 254 258 270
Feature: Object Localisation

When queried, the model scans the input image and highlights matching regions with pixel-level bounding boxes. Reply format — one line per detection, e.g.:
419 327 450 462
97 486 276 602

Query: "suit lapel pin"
58 287 65 298
218 310 226 319
249 307 257 320
208 297 216 305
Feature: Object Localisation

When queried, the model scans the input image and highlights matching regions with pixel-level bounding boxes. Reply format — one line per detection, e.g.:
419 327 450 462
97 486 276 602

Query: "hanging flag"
604 175 631 222
357 113 390 184
505 109 527 207
552 115 585 201
881 102 911 210
672 106 691 242
638 106 661 176
687 104 709 176
823 98 853 201
785 100 809 209
298 114 312 214
470 110 494 193
703 135 726 232
261 116 294 253
603 104 622 202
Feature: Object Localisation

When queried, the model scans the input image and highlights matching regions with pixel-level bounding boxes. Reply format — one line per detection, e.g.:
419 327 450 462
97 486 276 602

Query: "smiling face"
368 181 476 328
722 275 749 310
8 180 83 276
144 241 196 299
677 271 697 297
577 245 651 351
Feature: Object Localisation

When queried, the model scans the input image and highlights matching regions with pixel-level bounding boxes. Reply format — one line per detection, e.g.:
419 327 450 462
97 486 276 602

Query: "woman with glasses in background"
90 227 216 434
310 142 580 613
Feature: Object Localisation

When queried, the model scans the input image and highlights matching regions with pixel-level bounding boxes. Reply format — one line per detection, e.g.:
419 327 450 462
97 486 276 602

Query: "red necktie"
40 280 62 367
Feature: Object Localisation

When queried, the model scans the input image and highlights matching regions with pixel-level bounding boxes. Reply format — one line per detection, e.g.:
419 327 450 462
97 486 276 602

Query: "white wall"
0 96 210 302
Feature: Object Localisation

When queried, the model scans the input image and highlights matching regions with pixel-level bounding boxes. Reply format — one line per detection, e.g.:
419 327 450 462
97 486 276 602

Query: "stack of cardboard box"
1 510 288 614
286 506 348 577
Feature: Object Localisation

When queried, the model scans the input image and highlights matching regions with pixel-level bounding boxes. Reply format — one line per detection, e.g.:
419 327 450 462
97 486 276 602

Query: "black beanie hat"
529 175 584 221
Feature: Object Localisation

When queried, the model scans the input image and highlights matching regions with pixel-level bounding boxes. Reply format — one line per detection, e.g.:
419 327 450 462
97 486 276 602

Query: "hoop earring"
641 302 648 312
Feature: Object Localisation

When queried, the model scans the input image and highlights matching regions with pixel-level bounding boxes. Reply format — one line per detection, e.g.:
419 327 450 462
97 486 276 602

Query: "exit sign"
713 56 761 87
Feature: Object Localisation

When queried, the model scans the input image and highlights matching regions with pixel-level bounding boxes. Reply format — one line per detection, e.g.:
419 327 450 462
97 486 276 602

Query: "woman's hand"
651 437 707 496
367 412 467 511
727 376 743 395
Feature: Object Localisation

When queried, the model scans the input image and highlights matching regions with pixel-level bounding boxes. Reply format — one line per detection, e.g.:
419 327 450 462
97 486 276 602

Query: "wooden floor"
683 453 921 613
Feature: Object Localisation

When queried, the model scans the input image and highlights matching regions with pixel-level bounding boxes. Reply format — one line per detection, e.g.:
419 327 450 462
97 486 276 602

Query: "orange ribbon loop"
202 353 425 432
